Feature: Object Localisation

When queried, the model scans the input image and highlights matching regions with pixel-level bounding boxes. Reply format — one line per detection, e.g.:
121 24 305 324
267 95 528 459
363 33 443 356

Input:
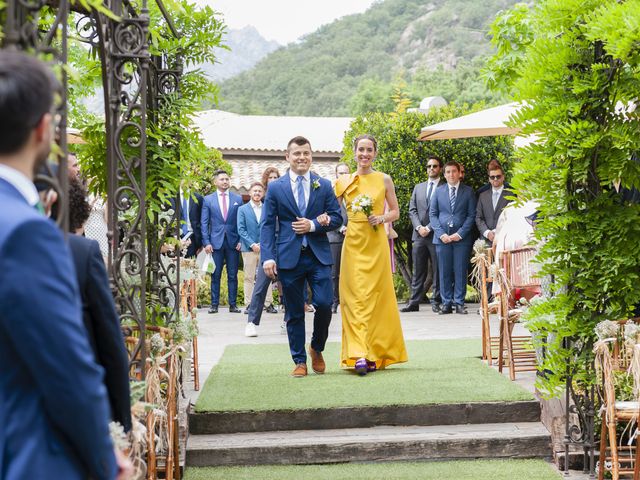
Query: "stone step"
189 400 541 435
186 422 551 467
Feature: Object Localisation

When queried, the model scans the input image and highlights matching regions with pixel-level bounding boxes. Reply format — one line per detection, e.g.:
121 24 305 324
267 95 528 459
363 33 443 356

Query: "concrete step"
189 400 541 435
186 422 551 467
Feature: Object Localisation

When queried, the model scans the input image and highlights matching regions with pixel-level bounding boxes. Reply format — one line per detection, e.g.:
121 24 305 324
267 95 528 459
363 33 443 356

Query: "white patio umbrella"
418 102 522 141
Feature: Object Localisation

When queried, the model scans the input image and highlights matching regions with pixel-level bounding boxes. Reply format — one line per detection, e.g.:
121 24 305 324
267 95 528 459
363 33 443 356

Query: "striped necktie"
449 186 456 212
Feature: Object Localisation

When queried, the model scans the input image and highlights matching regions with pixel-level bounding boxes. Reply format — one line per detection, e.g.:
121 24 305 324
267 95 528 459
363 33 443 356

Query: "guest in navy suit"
201 169 243 313
429 160 477 315
0 50 130 480
66 177 132 432
261 136 343 377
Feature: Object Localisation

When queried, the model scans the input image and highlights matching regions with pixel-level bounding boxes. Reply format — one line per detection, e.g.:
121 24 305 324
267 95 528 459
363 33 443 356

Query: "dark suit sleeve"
457 186 478 240
201 197 211 247
476 191 490 236
85 240 132 432
192 194 203 249
260 184 278 264
0 220 117 480
429 190 444 239
408 185 420 230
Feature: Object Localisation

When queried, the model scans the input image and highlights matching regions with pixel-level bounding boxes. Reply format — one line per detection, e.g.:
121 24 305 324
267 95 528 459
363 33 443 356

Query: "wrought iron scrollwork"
564 337 596 475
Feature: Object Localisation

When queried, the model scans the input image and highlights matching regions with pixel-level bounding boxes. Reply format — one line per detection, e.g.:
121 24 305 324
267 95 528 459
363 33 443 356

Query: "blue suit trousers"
436 242 472 307
210 237 239 307
279 249 332 365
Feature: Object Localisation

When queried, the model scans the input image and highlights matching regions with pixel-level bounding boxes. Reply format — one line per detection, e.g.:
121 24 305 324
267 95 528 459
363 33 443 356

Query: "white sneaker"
245 322 257 337
280 322 287 335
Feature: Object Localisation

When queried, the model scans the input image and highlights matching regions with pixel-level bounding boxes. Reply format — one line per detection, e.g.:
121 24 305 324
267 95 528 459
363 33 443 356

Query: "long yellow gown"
335 171 408 369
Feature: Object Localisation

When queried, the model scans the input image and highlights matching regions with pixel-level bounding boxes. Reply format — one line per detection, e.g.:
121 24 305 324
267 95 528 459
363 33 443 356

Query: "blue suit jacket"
429 182 477 245
201 190 242 250
68 234 132 432
0 179 116 480
237 201 261 252
260 172 342 269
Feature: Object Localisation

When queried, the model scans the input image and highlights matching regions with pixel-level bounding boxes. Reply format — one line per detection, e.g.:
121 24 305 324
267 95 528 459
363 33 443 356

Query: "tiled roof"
193 109 353 153
227 158 337 194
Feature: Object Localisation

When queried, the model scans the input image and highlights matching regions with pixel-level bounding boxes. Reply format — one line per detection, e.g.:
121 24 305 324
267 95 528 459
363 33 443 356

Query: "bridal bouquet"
351 194 376 230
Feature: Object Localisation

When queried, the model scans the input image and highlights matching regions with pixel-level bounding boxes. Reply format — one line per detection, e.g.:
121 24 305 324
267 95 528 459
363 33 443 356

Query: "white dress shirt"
484 186 504 239
0 164 39 206
180 189 193 234
287 169 315 232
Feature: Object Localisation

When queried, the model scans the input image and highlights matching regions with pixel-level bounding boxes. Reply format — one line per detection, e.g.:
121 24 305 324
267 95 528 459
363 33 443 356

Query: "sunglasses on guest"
426 164 439 169
489 175 502 180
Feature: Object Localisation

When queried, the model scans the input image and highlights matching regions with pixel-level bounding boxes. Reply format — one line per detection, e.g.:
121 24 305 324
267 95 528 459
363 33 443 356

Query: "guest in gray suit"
327 162 350 313
476 160 511 246
401 156 444 313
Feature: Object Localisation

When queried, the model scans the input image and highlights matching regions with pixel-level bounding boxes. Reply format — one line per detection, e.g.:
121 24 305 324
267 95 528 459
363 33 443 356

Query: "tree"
342 105 514 287
486 0 640 394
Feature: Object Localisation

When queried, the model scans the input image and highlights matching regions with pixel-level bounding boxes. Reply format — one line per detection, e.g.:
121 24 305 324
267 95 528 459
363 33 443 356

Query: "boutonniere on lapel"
312 179 321 190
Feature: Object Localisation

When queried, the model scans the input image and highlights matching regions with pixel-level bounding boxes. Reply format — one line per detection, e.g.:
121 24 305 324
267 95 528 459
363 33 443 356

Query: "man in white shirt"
402 156 444 312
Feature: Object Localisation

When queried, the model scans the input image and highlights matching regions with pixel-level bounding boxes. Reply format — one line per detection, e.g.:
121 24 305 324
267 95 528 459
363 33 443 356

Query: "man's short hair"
335 162 349 174
287 136 312 151
427 155 443 168
68 177 91 232
249 181 264 191
444 160 461 172
0 51 56 155
487 159 503 173
214 169 230 178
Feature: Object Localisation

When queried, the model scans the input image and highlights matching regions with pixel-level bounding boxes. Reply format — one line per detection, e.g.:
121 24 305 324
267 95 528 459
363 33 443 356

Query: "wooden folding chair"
478 247 501 364
497 247 540 380
597 319 640 480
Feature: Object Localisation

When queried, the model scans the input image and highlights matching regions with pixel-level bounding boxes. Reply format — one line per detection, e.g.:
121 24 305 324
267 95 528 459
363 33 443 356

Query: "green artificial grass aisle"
195 339 533 412
184 459 561 480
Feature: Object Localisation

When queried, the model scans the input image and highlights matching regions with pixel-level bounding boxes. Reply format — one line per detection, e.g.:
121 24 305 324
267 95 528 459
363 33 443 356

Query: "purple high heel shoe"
354 358 368 376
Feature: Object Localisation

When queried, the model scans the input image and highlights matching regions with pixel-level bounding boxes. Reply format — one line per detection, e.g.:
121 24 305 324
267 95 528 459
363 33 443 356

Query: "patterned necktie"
221 192 228 221
426 182 434 206
181 196 188 236
450 186 457 212
296 176 306 216
492 191 500 210
297 176 308 247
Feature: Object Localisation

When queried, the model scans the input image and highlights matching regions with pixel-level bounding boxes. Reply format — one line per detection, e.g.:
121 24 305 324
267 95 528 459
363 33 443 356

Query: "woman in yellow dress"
335 134 408 375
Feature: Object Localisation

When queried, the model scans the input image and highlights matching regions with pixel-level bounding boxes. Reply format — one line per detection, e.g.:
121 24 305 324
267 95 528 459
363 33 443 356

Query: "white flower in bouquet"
351 194 376 230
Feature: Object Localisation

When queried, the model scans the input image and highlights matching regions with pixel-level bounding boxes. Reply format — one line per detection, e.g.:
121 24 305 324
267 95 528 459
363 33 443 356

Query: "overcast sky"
202 0 378 44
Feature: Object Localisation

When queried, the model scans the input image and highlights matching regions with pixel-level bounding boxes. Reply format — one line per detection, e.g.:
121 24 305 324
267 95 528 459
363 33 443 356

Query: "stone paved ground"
185 302 592 479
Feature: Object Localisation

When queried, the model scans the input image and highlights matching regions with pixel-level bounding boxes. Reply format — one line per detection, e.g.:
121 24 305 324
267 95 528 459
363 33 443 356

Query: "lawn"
194 339 534 412
184 459 561 480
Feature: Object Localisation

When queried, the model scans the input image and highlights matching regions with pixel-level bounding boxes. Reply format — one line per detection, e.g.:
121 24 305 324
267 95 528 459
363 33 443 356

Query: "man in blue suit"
201 169 243 313
429 160 477 315
261 136 342 377
0 50 130 480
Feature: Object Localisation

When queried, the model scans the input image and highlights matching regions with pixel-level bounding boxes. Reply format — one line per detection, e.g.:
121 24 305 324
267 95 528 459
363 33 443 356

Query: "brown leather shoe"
291 363 307 377
309 347 326 374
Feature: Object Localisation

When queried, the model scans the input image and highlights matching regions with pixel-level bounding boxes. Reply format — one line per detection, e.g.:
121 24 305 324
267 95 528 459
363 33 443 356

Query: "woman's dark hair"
353 134 378 152
0 51 56 155
261 166 280 187
68 176 91 232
